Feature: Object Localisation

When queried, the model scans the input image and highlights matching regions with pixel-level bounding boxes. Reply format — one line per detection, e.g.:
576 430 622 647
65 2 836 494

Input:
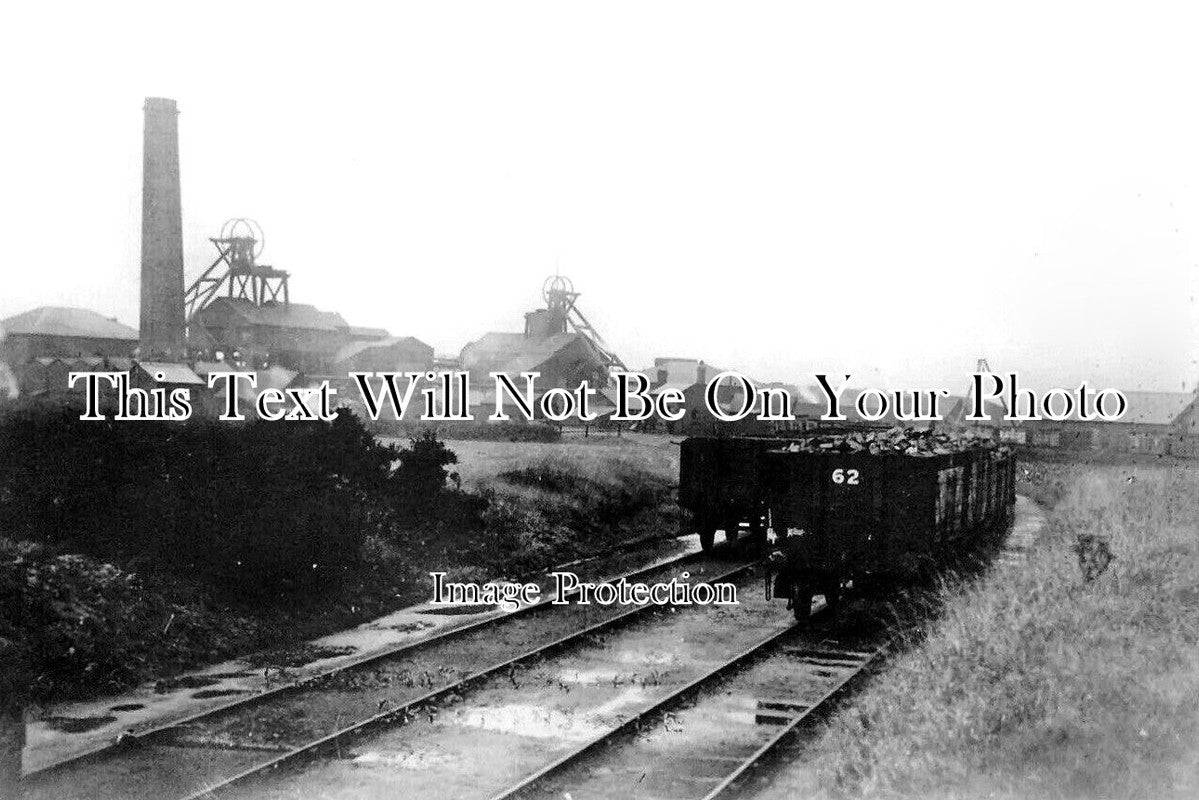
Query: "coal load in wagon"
776 426 1008 457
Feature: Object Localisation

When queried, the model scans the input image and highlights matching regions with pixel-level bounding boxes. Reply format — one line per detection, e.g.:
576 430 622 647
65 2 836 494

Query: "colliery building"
191 298 350 373
190 298 432 376
460 307 612 389
1 308 139 397
1 307 138 363
334 335 434 375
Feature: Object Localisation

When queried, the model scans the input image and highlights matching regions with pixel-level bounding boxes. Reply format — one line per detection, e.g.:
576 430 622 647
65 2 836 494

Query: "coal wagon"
764 439 1016 619
678 429 1017 619
678 436 781 551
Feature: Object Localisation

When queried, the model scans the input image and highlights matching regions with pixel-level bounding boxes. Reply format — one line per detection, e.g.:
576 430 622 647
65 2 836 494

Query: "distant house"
647 357 714 387
46 359 79 394
0 306 138 364
941 394 1024 442
14 358 52 394
11 357 75 395
1169 395 1199 457
1022 390 1196 455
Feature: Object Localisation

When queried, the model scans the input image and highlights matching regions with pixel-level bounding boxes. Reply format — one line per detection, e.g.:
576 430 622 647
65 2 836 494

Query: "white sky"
1 2 1196 393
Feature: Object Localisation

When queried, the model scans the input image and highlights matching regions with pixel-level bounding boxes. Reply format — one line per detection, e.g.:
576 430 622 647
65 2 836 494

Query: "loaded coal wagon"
763 431 1017 619
679 436 781 551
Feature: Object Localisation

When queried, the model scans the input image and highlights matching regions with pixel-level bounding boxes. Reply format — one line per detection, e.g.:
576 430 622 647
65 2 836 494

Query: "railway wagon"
678 436 780 551
764 444 1017 619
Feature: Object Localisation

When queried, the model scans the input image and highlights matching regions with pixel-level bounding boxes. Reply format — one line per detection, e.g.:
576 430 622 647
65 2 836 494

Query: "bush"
2 539 164 702
0 407 397 599
392 431 458 512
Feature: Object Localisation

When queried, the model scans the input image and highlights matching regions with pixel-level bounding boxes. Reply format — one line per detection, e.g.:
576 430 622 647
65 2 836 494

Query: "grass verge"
765 457 1199 800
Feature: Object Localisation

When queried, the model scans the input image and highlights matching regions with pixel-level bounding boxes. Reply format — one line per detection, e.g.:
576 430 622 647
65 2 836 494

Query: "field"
764 456 1199 800
437 431 680 491
377 431 683 579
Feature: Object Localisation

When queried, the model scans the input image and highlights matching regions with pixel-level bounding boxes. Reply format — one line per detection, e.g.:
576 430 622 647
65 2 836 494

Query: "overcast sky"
1 2 1196 393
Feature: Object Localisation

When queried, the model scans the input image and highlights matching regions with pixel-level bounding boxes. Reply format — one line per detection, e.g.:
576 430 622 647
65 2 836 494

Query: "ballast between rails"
486 603 888 800
23 546 732 788
175 559 760 800
700 643 887 799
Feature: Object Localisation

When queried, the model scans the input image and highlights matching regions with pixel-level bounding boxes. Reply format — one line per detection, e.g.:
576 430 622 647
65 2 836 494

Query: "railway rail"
23 548 754 800
487 616 887 800
178 568 873 800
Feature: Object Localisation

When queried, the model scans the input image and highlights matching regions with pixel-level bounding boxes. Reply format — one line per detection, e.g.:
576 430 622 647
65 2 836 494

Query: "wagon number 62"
831 468 861 485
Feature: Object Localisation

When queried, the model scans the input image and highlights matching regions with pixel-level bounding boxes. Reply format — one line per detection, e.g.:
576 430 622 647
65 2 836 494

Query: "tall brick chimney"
139 97 185 358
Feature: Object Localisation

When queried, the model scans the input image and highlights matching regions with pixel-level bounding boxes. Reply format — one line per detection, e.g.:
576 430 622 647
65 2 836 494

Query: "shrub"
0 406 396 599
2 539 164 702
392 431 458 512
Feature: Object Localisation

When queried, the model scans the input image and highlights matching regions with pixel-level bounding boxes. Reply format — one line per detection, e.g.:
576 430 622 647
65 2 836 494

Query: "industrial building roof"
335 336 431 364
463 332 598 375
207 366 300 407
191 360 240 379
203 298 349 331
464 332 530 362
347 325 391 340
1 306 138 341
509 334 599 374
259 365 300 391
193 361 299 389
650 380 694 396
135 362 205 385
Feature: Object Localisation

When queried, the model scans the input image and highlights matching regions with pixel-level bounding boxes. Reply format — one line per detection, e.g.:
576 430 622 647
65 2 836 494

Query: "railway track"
174 569 879 800
22 548 754 800
487 622 886 800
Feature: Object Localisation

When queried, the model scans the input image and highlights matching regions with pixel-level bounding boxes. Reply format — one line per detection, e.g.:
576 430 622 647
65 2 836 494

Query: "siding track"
22 548 752 800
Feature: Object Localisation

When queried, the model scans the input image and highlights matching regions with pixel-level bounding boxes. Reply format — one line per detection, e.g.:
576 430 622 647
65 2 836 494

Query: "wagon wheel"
821 577 843 613
745 514 768 551
791 581 814 622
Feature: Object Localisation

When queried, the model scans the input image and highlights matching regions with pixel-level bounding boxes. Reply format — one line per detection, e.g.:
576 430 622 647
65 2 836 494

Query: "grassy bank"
4 429 680 705
376 433 683 583
766 458 1199 800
